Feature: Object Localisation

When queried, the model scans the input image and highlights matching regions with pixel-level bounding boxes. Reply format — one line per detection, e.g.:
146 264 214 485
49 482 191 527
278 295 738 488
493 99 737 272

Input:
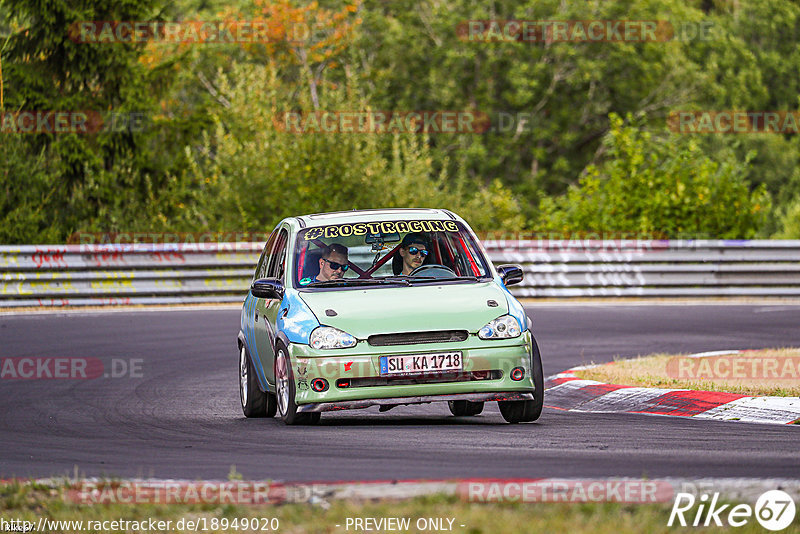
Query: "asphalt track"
1 304 799 481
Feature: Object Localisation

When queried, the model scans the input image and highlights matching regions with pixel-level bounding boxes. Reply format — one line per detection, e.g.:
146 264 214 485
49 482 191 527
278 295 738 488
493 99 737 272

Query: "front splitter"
296 391 534 413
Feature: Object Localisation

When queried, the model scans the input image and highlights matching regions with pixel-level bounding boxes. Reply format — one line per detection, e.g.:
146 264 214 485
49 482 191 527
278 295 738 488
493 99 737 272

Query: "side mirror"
251 278 284 299
497 264 524 286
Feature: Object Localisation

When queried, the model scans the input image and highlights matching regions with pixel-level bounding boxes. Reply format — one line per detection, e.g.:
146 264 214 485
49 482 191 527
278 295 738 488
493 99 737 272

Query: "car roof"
294 208 459 228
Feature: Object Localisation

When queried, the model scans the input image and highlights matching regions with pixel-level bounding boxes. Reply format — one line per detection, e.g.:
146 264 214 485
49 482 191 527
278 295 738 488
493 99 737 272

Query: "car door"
254 227 289 386
248 230 277 387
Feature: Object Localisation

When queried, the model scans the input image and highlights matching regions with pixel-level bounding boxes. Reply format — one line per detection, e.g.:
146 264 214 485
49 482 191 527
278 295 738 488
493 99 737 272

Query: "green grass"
2 481 799 533
573 348 800 397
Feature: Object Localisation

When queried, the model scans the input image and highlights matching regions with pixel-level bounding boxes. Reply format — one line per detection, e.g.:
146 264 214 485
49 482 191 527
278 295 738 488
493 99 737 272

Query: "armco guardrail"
0 243 260 307
486 239 800 298
1 240 799 307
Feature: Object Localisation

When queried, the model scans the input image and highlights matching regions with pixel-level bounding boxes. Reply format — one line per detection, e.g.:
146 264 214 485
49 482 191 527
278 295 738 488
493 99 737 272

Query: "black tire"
239 344 277 418
275 342 320 425
448 400 484 416
498 333 544 423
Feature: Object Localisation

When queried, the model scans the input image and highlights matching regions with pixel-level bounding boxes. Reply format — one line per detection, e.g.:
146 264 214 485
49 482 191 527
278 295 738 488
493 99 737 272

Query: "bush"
773 196 800 238
537 114 770 239
181 61 525 233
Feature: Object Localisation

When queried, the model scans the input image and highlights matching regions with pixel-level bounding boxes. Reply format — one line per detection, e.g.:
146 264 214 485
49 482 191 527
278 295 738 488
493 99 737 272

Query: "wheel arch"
238 330 271 393
276 331 291 351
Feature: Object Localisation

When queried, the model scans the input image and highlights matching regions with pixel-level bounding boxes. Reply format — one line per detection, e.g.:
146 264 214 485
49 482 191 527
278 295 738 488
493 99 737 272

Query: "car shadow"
233 414 544 427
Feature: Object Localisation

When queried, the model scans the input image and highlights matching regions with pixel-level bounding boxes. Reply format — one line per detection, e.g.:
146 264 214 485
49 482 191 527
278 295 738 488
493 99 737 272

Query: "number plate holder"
379 352 463 376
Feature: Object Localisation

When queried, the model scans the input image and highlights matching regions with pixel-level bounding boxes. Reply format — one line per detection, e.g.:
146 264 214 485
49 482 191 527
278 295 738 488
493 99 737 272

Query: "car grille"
367 330 469 347
338 370 503 388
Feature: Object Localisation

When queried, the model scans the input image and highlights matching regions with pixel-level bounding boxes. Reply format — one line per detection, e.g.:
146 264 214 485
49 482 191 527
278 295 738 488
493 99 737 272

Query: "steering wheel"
408 264 457 278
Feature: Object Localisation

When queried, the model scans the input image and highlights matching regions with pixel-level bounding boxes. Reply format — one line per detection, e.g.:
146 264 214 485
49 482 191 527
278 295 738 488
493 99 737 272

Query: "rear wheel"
275 342 320 425
239 344 277 418
499 334 544 423
448 400 484 416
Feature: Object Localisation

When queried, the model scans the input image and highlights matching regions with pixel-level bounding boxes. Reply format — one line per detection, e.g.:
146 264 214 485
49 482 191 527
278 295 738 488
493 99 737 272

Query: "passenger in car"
392 232 430 275
316 243 349 281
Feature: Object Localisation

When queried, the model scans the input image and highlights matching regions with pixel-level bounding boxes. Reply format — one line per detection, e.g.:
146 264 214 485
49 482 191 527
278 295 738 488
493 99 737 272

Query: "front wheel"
239 344 277 418
498 333 544 423
275 343 320 425
448 400 484 416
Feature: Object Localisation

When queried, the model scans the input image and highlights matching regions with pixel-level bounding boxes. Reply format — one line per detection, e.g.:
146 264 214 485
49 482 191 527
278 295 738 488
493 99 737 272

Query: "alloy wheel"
275 350 289 416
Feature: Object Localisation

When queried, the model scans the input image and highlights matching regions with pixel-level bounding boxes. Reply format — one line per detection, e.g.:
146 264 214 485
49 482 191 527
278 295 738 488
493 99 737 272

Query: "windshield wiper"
307 278 410 287
402 275 483 284
383 275 446 284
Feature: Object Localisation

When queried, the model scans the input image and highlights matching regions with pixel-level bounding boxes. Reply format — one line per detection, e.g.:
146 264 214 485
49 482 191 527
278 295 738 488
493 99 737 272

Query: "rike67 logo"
669 490 796 531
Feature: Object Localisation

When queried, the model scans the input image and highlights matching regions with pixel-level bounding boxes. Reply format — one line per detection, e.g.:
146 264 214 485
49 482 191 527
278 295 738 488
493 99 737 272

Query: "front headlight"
478 315 522 340
309 326 357 349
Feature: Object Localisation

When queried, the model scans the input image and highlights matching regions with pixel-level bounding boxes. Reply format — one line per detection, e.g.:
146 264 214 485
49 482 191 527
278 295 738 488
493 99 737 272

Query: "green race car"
237 208 543 425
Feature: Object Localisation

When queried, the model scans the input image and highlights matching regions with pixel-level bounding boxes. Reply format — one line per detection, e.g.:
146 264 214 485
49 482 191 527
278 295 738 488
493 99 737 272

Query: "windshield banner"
302 220 460 240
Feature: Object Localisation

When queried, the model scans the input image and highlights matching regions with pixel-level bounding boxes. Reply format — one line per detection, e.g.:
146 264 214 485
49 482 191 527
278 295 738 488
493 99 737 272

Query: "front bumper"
287 331 535 411
297 391 534 413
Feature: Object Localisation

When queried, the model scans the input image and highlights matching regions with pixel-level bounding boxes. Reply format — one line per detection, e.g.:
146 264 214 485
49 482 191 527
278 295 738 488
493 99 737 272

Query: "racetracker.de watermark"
476 231 673 253
457 20 714 43
66 481 323 505
669 111 800 134
272 111 491 134
0 358 143 380
667 355 800 380
0 111 149 134
68 21 337 44
458 479 675 503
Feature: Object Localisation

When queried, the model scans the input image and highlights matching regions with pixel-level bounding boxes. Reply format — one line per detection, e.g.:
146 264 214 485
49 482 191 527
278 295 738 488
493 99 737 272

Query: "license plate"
380 352 463 375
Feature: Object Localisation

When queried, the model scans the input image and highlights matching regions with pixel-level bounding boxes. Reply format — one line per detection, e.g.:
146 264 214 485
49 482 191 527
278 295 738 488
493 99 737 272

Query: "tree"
176 0 524 232
356 0 718 219
0 0 220 241
180 58 525 232
537 114 770 238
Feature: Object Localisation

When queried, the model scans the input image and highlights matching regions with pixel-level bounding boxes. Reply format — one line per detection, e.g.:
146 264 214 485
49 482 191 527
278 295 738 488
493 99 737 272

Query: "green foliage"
537 114 770 238
687 0 800 221
773 196 800 239
0 136 61 243
461 180 527 232
0 0 159 178
358 0 716 211
2 0 800 242
180 61 525 232
0 0 212 241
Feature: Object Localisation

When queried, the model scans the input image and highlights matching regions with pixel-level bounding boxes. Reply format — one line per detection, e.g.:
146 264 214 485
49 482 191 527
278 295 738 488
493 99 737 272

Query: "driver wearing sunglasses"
396 232 430 275
316 243 350 282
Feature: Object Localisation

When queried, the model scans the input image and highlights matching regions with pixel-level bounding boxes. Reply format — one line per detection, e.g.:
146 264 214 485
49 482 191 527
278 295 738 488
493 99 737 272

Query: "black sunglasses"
408 246 429 256
322 258 349 271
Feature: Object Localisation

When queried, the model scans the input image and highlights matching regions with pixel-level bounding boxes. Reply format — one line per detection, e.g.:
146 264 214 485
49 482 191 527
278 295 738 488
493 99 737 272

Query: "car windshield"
293 219 492 289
